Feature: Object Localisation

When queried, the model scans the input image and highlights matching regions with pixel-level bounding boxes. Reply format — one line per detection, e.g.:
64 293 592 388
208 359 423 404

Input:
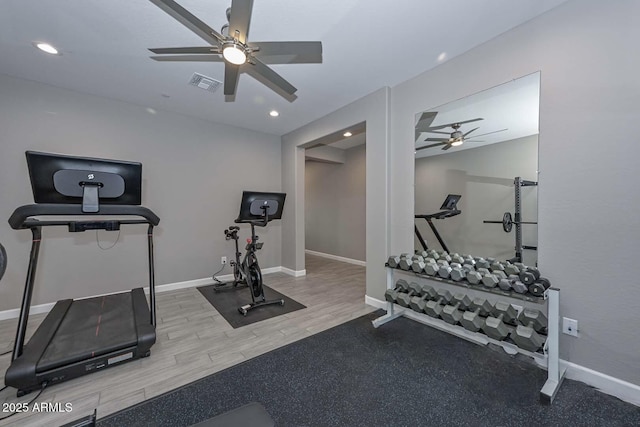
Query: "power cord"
96 229 121 250
0 381 48 421
212 263 226 284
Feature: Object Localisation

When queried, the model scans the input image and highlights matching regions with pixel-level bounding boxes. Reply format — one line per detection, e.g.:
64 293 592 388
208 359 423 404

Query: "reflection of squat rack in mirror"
483 176 538 264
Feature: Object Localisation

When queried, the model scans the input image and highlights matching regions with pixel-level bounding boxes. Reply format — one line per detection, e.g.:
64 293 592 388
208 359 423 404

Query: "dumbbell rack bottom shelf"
373 267 567 404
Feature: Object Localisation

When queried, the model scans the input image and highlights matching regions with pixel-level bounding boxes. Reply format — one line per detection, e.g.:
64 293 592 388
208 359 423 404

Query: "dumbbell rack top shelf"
386 264 546 304
373 266 566 404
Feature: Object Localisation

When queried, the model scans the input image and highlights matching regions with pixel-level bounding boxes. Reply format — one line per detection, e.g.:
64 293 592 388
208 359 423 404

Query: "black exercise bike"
216 191 287 315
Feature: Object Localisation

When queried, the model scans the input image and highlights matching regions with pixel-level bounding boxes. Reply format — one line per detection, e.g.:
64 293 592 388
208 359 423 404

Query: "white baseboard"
563 361 640 406
0 267 291 321
305 249 366 267
0 302 56 321
364 295 640 407
280 266 306 277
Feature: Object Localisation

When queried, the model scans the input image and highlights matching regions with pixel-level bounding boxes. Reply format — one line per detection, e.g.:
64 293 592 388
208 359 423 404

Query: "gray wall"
389 0 640 385
305 145 366 261
0 74 282 311
414 135 538 265
281 87 389 295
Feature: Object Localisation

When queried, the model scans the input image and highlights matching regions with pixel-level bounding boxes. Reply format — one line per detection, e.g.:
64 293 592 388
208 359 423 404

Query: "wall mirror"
414 72 540 266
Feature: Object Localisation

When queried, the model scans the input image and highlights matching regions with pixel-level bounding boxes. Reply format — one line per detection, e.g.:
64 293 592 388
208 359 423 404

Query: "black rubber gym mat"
197 284 306 328
99 311 640 427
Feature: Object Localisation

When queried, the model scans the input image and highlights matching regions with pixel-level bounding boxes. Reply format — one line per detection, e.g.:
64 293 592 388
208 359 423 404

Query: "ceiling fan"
416 118 507 151
147 0 323 100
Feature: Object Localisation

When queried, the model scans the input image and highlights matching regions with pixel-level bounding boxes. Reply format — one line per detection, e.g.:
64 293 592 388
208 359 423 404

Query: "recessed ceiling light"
34 42 59 55
343 131 352 137
269 110 279 117
437 52 447 62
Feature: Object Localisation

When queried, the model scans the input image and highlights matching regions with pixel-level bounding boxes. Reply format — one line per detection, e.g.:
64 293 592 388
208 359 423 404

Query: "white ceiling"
0 0 568 136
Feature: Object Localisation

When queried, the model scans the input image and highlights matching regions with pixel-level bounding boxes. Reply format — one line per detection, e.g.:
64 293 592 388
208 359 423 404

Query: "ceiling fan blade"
441 144 453 151
246 57 297 95
224 63 241 96
228 0 253 44
426 130 451 135
427 118 484 131
149 47 219 55
464 140 484 143
250 42 323 64
150 55 223 62
416 142 446 151
463 127 479 137
149 0 224 45
472 128 508 138
424 137 449 142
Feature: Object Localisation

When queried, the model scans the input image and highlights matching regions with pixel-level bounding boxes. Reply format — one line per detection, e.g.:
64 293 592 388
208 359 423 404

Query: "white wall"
305 144 366 261
0 74 282 311
414 135 538 265
390 0 640 386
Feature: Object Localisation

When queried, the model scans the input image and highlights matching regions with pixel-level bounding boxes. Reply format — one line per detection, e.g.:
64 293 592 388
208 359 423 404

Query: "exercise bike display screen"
237 191 286 222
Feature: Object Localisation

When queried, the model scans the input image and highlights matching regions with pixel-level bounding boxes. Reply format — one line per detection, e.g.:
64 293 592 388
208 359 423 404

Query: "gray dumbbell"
409 285 437 313
450 266 466 282
498 275 528 294
441 293 472 325
482 270 507 288
438 264 453 279
510 308 548 352
460 298 493 332
411 258 427 273
504 263 520 276
396 282 425 307
466 270 483 285
424 289 453 318
482 302 517 340
384 279 410 303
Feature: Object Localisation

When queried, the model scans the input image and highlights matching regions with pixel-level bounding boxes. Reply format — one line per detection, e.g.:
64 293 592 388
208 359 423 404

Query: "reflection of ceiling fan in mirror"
416 118 508 151
148 0 323 100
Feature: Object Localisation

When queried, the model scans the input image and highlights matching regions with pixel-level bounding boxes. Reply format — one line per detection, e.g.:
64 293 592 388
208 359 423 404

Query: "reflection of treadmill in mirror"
415 194 461 253
235 191 286 315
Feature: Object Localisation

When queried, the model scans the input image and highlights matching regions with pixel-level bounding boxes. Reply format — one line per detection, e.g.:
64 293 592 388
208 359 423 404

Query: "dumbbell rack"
372 266 566 404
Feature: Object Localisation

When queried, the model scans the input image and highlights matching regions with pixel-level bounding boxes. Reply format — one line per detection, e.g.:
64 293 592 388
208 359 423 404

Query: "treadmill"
5 151 160 396
415 194 461 253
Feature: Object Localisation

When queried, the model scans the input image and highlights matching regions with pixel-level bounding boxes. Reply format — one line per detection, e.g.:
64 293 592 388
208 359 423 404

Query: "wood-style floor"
0 255 373 426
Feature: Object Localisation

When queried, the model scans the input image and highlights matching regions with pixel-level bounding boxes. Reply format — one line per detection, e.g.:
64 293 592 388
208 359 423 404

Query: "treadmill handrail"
9 204 160 229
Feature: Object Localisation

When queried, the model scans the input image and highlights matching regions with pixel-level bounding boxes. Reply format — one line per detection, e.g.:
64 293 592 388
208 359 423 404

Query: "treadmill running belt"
37 292 138 372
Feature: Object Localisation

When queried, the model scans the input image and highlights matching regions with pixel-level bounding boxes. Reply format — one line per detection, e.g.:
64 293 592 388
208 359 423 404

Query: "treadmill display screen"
26 150 142 209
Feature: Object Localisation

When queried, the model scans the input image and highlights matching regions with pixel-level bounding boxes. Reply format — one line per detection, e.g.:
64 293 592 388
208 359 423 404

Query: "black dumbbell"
482 302 517 341
510 308 548 352
460 298 494 332
384 279 410 303
519 266 540 285
528 277 551 297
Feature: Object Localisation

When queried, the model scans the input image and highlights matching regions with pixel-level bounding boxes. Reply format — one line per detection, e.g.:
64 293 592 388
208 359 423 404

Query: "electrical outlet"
221 256 227 265
562 317 579 337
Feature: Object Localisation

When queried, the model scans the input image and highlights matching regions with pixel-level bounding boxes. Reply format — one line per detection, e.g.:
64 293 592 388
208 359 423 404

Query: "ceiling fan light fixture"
222 43 247 65
450 139 464 147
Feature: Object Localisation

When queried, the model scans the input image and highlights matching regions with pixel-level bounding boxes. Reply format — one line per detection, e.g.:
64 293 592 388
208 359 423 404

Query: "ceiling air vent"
188 73 221 93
